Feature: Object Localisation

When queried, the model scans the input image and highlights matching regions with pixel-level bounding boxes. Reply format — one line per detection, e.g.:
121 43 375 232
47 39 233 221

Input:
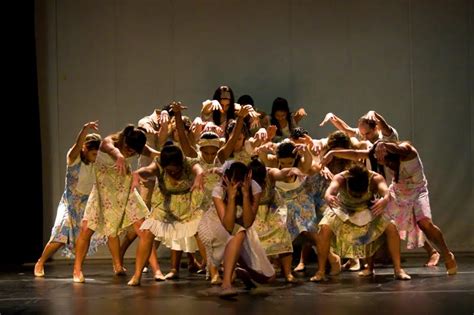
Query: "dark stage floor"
1 253 473 315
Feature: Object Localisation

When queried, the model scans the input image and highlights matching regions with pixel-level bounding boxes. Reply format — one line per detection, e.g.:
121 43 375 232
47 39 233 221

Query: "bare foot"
358 269 374 277
73 271 85 283
154 271 166 281
394 269 411 280
329 255 341 276
164 269 179 280
127 276 140 286
309 271 325 282
445 252 457 275
293 262 306 272
34 262 44 277
424 251 440 267
113 266 127 276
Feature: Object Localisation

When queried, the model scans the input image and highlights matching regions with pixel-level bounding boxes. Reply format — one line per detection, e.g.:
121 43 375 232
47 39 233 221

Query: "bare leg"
423 241 440 267
149 240 165 280
127 229 155 286
418 218 456 274
279 253 296 282
385 223 410 280
358 256 375 277
119 229 137 266
221 231 246 291
194 234 207 273
294 243 312 272
311 225 333 281
34 242 64 277
73 221 95 282
165 250 182 279
107 236 125 275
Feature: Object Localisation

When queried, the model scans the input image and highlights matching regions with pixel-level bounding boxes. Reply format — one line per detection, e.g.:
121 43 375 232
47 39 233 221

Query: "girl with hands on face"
198 161 275 297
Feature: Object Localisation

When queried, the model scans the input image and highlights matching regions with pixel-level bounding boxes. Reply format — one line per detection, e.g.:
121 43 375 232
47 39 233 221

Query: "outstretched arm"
67 121 99 165
376 141 416 160
320 112 358 137
320 149 370 167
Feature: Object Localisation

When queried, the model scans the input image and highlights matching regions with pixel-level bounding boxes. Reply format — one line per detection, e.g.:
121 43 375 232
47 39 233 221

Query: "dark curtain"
2 0 43 266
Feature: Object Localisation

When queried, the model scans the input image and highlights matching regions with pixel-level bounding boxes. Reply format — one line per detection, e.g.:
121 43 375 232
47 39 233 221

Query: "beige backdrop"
35 0 474 258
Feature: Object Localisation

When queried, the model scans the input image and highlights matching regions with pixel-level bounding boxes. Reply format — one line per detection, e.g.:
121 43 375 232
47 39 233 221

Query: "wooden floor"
1 253 473 315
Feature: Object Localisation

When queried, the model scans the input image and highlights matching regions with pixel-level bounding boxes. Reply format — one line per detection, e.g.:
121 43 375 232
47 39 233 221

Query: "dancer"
72 125 158 283
34 121 105 277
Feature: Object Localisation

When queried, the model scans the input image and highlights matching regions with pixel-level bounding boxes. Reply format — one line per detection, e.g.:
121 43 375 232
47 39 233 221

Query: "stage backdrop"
35 0 473 259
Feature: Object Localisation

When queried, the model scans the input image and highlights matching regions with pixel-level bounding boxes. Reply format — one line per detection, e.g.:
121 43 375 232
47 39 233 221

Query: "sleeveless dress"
140 158 204 252
253 177 293 256
83 151 149 237
49 154 106 258
386 155 431 249
197 181 275 277
319 172 390 258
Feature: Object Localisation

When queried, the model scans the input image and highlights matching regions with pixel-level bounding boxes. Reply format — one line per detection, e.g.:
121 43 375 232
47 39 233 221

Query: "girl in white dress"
198 161 275 297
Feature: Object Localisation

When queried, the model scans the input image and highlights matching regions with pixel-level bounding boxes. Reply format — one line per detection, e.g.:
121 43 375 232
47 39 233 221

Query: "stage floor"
1 253 473 315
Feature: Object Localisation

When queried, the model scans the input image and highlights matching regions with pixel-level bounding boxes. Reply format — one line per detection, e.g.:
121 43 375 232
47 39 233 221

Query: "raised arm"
295 143 313 174
320 112 358 137
217 105 251 164
365 110 394 137
172 102 198 158
67 121 99 165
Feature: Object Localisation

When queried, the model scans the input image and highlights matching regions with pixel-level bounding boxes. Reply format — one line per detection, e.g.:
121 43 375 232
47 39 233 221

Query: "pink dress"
386 155 432 249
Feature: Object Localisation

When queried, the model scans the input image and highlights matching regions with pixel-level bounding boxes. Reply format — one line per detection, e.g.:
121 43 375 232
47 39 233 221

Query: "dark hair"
224 119 249 142
371 141 401 183
327 130 351 150
347 164 369 195
114 125 146 154
276 141 300 167
290 127 308 140
84 133 101 151
237 94 254 106
212 85 236 126
223 161 250 206
248 156 266 190
271 97 293 137
358 116 377 129
162 102 175 117
160 144 184 168
200 131 220 140
237 94 255 129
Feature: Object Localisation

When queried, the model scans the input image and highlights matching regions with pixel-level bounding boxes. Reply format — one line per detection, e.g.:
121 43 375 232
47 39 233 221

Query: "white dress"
197 181 275 277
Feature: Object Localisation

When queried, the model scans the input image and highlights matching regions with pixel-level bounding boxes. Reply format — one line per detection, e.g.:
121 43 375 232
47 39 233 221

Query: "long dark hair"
223 161 252 206
248 156 267 191
212 85 236 126
270 97 293 137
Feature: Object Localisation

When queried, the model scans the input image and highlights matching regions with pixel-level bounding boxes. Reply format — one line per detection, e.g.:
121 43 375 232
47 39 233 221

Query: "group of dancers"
34 85 457 297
